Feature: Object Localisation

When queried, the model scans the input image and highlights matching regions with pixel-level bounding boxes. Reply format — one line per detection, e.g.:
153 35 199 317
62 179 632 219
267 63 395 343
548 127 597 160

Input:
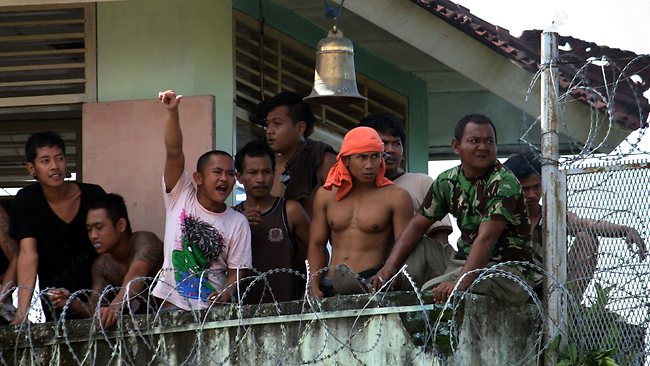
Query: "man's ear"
296 121 307 138
193 171 203 185
25 162 36 177
116 218 127 233
342 156 350 167
235 172 243 184
451 138 460 156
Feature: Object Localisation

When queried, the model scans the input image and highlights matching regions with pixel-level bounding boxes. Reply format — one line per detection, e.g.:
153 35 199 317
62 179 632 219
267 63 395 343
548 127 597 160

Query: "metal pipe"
541 29 568 366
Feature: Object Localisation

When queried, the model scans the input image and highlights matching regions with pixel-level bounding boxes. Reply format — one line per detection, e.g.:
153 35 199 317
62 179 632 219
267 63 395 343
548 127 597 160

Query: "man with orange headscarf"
307 127 414 298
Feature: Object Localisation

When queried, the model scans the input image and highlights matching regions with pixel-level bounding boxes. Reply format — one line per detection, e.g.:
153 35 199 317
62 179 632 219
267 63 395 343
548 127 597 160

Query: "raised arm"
431 219 505 303
306 188 331 298
568 212 647 259
97 232 163 328
158 90 185 192
11 237 38 325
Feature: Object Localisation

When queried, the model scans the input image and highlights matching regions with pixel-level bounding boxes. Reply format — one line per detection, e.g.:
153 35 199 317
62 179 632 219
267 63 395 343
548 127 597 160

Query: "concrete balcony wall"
0 293 542 365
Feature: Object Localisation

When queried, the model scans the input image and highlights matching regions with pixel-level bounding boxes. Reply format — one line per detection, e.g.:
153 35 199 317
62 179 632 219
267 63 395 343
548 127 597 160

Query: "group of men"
1 89 646 326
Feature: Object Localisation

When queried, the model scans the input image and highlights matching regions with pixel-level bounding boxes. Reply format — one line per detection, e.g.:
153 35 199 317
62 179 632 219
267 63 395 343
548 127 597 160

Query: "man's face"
236 155 274 200
27 145 67 188
452 122 497 176
265 105 304 154
344 151 383 184
195 154 237 205
86 208 122 255
377 132 403 178
519 174 542 211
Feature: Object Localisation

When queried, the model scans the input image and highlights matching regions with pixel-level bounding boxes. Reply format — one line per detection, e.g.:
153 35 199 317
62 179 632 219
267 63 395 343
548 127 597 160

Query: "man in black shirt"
11 131 105 323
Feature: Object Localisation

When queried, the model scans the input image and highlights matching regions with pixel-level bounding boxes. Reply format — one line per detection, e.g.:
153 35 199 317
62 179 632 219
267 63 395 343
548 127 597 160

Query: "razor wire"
520 50 650 365
0 261 567 366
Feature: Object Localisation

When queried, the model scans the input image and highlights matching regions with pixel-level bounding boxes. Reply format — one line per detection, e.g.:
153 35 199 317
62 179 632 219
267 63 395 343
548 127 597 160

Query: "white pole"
541 29 568 366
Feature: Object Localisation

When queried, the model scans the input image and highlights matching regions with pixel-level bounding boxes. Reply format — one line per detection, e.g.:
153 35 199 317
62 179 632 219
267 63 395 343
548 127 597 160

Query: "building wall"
96 0 235 152
233 0 430 173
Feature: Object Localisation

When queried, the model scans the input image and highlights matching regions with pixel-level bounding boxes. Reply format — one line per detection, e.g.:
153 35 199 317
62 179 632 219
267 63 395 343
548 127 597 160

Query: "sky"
454 0 650 55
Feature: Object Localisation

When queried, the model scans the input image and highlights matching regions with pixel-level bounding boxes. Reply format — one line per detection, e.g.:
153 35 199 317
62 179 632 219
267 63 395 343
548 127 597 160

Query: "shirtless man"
49 193 162 327
234 141 311 302
360 112 456 288
307 127 413 297
0 206 17 304
258 92 337 217
11 131 105 324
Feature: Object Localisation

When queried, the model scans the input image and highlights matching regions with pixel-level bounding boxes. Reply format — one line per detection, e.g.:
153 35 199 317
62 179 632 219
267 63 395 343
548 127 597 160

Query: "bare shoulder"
383 184 411 200
285 199 307 216
314 186 336 203
131 231 163 263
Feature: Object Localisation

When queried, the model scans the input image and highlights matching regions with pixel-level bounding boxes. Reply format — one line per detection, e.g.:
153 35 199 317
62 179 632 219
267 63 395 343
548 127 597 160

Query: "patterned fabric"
152 172 251 310
420 161 533 264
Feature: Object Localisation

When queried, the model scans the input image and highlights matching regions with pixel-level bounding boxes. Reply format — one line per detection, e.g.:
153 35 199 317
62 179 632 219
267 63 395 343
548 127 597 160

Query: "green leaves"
551 335 619 366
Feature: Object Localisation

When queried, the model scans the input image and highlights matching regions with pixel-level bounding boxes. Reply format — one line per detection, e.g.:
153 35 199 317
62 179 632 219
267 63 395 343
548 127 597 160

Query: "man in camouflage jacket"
371 114 536 305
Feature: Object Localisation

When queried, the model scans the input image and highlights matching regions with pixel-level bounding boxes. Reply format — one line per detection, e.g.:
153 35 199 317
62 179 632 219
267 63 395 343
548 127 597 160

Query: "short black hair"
25 130 66 163
257 91 315 138
235 140 276 173
454 114 498 143
196 150 233 173
503 149 542 180
359 112 407 147
88 193 132 234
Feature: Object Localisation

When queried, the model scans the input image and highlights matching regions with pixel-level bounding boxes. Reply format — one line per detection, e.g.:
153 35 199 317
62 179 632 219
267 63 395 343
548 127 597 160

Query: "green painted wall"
233 0 430 173
96 0 234 152
428 91 541 159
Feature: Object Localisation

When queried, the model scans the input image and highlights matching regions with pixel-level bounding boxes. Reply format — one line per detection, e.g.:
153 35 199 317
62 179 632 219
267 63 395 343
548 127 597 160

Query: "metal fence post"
541 29 568 366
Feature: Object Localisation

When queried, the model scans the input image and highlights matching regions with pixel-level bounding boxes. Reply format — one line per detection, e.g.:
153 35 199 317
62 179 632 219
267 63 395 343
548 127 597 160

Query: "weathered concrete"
0 292 543 365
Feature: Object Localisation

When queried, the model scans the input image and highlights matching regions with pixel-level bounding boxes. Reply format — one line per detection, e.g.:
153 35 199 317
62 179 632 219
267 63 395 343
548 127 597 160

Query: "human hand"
48 288 70 310
308 286 324 299
9 308 28 326
158 90 183 110
431 280 457 304
208 290 229 304
625 228 647 260
370 264 397 291
241 207 263 226
97 304 120 329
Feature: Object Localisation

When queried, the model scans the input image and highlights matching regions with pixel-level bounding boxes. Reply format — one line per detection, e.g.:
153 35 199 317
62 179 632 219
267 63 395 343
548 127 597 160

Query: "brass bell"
304 26 367 104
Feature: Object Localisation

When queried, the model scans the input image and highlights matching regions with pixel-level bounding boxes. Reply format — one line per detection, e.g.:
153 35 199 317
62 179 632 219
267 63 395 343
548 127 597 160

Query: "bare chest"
327 194 393 233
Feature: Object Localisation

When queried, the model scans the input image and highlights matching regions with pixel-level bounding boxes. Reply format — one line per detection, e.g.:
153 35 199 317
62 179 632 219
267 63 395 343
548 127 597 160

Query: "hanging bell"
304 26 367 104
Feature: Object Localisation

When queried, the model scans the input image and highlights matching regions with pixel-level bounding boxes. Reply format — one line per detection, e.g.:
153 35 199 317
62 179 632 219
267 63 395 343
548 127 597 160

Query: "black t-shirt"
11 182 105 292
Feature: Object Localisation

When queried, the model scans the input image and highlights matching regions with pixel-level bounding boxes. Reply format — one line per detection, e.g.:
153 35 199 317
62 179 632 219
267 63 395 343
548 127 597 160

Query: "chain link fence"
565 160 650 365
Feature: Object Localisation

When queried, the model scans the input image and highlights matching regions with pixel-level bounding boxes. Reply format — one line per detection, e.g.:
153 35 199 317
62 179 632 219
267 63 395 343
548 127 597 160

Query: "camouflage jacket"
421 161 533 264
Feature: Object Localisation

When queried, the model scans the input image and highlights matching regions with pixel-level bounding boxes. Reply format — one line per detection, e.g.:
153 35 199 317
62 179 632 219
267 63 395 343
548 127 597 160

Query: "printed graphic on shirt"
268 227 284 242
172 210 226 301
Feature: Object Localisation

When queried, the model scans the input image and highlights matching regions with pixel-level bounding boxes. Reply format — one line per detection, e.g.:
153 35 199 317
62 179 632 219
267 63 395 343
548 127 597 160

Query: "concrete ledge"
0 292 542 365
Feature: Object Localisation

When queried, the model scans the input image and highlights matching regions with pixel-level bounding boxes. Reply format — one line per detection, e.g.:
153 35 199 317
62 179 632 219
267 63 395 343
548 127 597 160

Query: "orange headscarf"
324 126 393 201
